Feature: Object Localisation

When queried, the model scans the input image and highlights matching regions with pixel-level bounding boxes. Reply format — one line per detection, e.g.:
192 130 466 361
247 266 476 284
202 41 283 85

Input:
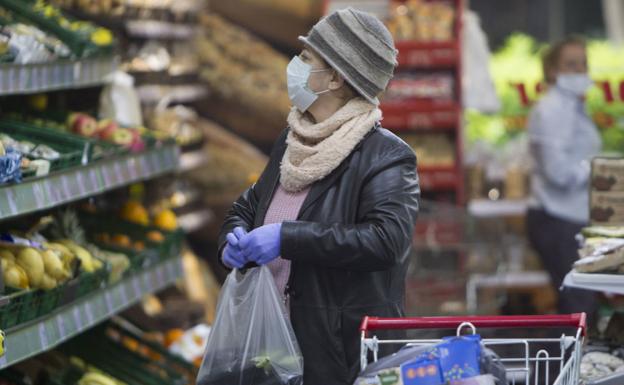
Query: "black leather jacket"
218 124 420 385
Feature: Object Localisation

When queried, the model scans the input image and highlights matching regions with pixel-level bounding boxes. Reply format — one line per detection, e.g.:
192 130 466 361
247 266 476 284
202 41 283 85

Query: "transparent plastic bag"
197 266 303 385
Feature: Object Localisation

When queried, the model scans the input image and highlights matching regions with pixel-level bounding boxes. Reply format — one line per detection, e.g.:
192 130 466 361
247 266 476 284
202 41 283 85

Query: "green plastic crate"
79 212 184 262
0 119 91 171
37 284 64 317
0 0 114 58
0 288 35 330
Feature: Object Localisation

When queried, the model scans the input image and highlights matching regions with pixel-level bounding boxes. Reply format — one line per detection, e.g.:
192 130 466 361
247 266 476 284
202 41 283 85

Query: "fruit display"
0 23 70 64
387 0 456 42
1 320 197 385
0 0 114 58
146 105 205 148
575 227 624 274
67 113 147 151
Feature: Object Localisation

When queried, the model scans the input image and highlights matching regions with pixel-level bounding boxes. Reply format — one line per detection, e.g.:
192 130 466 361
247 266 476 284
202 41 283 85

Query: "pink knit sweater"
264 184 310 300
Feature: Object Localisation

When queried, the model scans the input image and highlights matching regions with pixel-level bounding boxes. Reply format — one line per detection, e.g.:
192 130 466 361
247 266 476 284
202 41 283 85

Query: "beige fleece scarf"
280 97 382 192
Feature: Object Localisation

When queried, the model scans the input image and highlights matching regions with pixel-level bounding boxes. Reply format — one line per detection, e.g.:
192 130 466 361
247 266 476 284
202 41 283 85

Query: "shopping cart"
359 313 586 385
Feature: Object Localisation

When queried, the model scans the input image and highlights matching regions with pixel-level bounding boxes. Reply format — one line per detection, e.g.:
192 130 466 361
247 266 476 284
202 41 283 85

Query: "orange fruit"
146 231 164 243
153 209 177 231
164 328 185 347
133 241 145 251
120 200 149 226
111 234 131 248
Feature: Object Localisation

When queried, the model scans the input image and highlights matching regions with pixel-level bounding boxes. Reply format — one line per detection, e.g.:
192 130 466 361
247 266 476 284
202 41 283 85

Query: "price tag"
56 314 67 340
139 155 150 174
102 165 113 186
43 179 55 204
73 307 83 331
0 354 7 366
39 323 49 349
127 158 139 180
76 172 87 196
113 162 125 184
84 302 94 325
73 62 81 82
41 64 48 87
5 189 17 215
105 291 114 313
166 260 177 279
119 285 128 304
156 267 165 285
88 169 99 190
33 184 44 208
7 67 15 92
61 175 71 199
143 273 153 292
31 66 39 90
19 67 27 91
132 278 142 297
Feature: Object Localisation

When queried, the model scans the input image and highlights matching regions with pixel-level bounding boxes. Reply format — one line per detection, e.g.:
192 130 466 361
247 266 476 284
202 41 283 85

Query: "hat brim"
298 35 380 106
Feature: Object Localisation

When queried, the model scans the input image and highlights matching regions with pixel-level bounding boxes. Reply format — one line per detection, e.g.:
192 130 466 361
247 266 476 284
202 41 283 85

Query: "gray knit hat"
299 7 398 105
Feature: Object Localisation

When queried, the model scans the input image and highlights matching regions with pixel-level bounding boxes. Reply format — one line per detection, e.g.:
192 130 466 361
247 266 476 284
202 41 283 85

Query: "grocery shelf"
468 199 530 218
0 56 118 96
126 20 195 40
395 41 459 69
381 100 459 131
178 208 214 233
562 271 624 295
0 144 179 222
0 256 183 369
178 149 208 172
137 84 208 104
419 166 460 191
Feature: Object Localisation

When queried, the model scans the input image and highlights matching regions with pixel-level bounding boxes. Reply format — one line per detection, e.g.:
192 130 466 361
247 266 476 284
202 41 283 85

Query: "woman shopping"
217 8 420 385
527 36 601 319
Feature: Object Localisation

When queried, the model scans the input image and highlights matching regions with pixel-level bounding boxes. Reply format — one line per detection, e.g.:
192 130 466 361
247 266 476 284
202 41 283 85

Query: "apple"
110 128 134 146
129 130 146 152
97 119 119 140
67 113 97 137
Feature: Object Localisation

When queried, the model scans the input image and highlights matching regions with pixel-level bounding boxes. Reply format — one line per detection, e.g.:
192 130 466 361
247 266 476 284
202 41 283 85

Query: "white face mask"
556 73 593 96
287 56 331 112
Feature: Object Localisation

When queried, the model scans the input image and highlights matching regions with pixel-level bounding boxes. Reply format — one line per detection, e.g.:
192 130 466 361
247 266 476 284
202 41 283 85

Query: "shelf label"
156 267 165 286
56 314 67 340
0 353 7 367
105 292 114 313
88 169 99 190
43 179 56 204
60 175 72 199
132 278 141 298
73 307 83 331
142 272 153 292
5 189 17 215
127 158 139 180
119 285 128 304
32 183 44 208
113 162 125 184
101 165 113 186
39 323 49 350
76 172 87 196
84 302 94 325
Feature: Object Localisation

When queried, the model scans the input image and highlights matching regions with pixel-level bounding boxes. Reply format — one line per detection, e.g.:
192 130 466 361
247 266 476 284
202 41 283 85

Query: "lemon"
91 28 113 46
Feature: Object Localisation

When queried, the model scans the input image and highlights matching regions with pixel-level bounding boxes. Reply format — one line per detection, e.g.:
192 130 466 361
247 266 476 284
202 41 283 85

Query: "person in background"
217 8 420 385
527 36 601 318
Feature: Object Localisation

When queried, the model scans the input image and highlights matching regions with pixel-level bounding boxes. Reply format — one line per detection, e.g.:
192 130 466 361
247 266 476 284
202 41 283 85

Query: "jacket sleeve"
217 129 288 264
528 104 590 189
280 152 420 272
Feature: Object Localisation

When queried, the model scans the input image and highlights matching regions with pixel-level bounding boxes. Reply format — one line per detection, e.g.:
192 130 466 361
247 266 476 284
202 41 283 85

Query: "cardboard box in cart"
591 158 624 225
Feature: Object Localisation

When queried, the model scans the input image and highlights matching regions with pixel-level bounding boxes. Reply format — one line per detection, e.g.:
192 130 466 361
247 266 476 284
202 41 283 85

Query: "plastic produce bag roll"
197 266 303 385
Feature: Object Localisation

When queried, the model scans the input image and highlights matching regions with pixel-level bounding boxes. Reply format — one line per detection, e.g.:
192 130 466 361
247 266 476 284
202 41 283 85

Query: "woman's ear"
328 70 346 91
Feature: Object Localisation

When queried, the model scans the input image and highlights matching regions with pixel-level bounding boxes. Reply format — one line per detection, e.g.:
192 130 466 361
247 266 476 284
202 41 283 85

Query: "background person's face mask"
287 56 331 112
556 73 594 96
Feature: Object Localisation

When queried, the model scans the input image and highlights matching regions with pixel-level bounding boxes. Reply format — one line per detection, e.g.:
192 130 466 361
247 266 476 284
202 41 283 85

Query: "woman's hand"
239 223 282 265
222 227 248 269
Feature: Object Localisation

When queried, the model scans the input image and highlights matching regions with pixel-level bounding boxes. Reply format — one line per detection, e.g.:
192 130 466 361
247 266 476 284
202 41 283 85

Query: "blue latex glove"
222 227 248 268
239 223 282 265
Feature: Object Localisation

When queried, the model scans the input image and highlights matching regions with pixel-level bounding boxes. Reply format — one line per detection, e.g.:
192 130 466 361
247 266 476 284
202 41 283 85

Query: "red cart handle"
360 313 586 337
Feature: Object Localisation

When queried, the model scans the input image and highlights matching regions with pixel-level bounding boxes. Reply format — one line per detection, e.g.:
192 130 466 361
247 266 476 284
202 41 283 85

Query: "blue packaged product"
400 358 444 385
0 148 22 184
437 335 482 382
